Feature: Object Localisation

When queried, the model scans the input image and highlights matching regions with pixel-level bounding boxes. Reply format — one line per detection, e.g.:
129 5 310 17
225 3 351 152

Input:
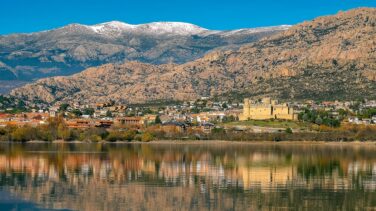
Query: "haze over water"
0 142 375 210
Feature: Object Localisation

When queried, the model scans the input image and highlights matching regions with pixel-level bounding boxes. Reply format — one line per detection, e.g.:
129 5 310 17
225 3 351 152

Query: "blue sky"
0 0 375 34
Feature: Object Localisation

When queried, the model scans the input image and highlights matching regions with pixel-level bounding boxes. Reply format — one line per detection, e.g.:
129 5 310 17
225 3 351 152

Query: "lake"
0 141 375 210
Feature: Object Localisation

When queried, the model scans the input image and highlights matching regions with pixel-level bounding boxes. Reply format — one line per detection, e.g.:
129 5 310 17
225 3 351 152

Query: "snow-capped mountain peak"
53 21 289 37
89 21 135 34
85 21 208 36
136 22 209 35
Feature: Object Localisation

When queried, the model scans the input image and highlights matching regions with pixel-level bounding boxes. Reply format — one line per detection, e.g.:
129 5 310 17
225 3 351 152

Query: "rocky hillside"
11 8 376 104
0 21 288 82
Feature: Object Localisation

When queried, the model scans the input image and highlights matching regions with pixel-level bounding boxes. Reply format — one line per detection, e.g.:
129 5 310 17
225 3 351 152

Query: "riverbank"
20 139 376 145
1 122 375 143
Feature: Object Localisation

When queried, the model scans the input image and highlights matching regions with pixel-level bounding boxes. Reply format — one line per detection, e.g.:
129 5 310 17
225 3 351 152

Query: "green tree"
211 127 225 134
315 116 323 125
106 110 113 117
285 128 293 134
83 108 95 116
59 103 69 112
71 109 83 117
155 115 162 124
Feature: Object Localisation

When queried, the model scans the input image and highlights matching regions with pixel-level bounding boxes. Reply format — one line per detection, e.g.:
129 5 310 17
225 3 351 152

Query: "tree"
211 127 225 134
285 128 293 134
315 116 323 125
106 110 113 117
191 107 200 114
223 115 236 123
337 109 349 117
106 131 123 142
124 130 137 141
302 113 309 122
45 116 65 140
155 115 162 124
141 132 154 142
59 103 69 112
83 108 95 116
11 126 37 142
71 109 83 117
57 123 71 141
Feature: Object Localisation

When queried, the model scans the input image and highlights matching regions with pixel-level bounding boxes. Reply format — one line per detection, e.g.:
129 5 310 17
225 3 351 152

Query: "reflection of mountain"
0 143 375 210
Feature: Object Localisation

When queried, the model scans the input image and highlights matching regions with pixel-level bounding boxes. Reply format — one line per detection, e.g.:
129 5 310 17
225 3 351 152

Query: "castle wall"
240 99 296 121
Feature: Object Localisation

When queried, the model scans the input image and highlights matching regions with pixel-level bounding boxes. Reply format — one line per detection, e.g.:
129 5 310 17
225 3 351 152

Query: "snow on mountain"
7 21 290 38
86 21 208 36
0 19 292 91
135 22 209 35
90 21 136 33
217 25 291 37
84 21 290 36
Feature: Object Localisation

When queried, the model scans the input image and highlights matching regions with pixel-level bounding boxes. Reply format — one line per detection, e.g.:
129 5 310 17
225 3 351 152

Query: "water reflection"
0 142 375 210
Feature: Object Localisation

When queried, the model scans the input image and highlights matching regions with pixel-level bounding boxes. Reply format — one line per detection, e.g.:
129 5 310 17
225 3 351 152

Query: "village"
0 97 375 134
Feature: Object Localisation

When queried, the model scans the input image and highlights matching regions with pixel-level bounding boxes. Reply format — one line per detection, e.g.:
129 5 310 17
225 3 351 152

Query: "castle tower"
243 98 250 117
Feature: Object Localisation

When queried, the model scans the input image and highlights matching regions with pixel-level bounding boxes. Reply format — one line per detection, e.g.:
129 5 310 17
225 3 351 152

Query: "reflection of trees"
0 143 375 210
297 160 343 179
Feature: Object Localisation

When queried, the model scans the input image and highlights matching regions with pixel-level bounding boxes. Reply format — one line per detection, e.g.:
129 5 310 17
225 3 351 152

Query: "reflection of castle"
1 146 376 211
240 98 297 121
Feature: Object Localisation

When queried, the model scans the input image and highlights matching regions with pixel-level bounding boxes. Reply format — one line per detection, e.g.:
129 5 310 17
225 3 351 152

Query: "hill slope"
11 8 376 104
0 22 287 82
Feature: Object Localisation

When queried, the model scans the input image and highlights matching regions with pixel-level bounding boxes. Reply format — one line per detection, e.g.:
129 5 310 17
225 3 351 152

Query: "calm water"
0 142 375 211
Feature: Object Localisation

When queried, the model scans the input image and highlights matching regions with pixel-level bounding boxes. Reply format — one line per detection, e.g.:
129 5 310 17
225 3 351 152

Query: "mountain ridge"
1 21 290 36
0 21 289 92
11 8 376 105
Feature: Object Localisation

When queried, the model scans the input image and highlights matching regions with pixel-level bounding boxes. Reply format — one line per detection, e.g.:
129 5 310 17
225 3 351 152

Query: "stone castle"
239 98 297 121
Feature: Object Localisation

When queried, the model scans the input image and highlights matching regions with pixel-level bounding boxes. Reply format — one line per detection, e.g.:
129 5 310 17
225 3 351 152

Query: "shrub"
211 127 225 134
285 128 293 134
90 135 102 142
37 130 54 142
141 132 154 142
85 128 109 140
134 134 142 142
11 126 37 142
106 131 123 142
124 130 137 141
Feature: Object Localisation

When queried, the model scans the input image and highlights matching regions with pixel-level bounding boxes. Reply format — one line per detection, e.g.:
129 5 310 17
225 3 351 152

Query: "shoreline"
8 139 376 146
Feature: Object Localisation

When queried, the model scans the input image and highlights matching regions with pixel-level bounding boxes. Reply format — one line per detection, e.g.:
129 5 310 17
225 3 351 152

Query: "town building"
239 98 297 121
114 117 145 127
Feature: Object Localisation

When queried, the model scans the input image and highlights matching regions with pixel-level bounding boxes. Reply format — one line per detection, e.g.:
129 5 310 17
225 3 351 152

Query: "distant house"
348 117 374 125
0 113 12 122
200 122 215 133
162 121 188 132
94 120 113 128
115 117 144 127
143 115 157 124
66 119 91 129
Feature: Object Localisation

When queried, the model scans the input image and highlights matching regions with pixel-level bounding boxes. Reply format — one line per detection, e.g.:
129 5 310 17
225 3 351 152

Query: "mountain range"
9 8 376 104
0 21 288 85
